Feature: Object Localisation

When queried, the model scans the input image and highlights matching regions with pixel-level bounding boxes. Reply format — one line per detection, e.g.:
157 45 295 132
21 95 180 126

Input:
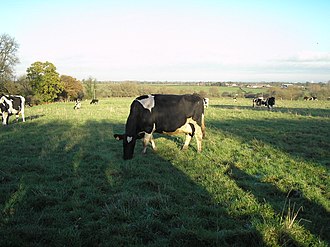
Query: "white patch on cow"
141 123 157 153
163 118 195 136
137 95 155 112
162 118 203 152
127 136 133 143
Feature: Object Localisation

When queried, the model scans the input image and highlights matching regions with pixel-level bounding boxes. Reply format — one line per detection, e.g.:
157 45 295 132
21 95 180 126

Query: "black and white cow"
90 99 99 104
0 95 26 125
73 99 81 110
265 97 275 109
203 98 209 108
252 97 264 107
114 94 206 160
252 96 275 110
304 96 317 101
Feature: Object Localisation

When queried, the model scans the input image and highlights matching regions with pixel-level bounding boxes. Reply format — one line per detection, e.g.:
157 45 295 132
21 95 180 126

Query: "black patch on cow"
151 94 204 133
8 96 22 111
265 97 275 109
189 123 195 137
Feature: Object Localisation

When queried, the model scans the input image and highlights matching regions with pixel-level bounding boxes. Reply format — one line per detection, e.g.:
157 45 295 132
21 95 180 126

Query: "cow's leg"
182 134 192 150
2 112 9 125
194 124 203 152
150 135 157 151
142 133 153 154
181 123 194 150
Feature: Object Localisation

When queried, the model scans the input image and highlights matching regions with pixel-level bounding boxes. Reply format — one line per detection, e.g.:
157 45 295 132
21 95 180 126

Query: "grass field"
1 97 329 246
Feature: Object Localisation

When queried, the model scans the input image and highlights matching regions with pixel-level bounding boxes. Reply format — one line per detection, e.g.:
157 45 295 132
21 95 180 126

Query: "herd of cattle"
2 92 319 159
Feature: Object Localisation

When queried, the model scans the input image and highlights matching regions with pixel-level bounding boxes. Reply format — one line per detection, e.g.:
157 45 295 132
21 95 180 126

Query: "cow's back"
8 95 25 111
151 94 204 133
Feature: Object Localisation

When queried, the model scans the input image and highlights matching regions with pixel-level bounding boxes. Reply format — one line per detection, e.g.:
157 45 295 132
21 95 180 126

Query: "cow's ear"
114 134 124 141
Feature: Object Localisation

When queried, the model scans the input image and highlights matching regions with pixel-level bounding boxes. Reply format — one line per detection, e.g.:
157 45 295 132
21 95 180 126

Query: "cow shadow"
26 114 45 121
1 114 45 125
0 119 264 246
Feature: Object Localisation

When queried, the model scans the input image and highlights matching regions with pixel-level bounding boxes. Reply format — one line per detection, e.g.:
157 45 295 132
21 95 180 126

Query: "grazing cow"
252 96 275 109
252 97 264 107
90 99 99 104
114 94 206 160
73 99 81 110
265 96 275 109
203 98 209 108
0 95 26 125
304 96 318 101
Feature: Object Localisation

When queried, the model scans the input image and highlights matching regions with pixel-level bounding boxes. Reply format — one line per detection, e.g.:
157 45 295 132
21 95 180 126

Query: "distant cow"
265 97 275 109
203 98 209 108
73 99 81 110
0 95 26 125
252 96 275 109
304 96 317 101
114 94 206 160
252 97 264 107
90 99 99 104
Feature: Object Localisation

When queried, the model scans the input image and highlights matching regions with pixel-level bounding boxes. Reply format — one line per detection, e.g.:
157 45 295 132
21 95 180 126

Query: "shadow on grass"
207 116 330 243
226 164 329 244
0 120 263 246
208 116 330 167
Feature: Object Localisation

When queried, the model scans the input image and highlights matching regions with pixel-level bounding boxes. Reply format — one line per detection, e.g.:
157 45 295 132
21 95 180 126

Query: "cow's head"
114 134 136 160
114 132 145 160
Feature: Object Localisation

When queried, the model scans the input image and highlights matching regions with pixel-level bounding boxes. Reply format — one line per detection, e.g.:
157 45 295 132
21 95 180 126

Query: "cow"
265 97 275 109
304 96 317 101
252 97 264 107
73 99 81 110
114 94 206 160
203 98 209 108
252 96 275 110
0 95 26 125
90 99 99 104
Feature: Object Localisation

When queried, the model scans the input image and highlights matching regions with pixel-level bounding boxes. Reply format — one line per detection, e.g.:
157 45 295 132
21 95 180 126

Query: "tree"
82 77 97 99
26 61 63 102
59 75 84 101
0 34 20 92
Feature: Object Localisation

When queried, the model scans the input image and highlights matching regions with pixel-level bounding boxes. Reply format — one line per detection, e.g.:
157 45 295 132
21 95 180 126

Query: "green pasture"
0 97 329 246
94 84 267 98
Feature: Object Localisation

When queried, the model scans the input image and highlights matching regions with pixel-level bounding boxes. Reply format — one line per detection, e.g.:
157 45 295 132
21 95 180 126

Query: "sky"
1 0 330 82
